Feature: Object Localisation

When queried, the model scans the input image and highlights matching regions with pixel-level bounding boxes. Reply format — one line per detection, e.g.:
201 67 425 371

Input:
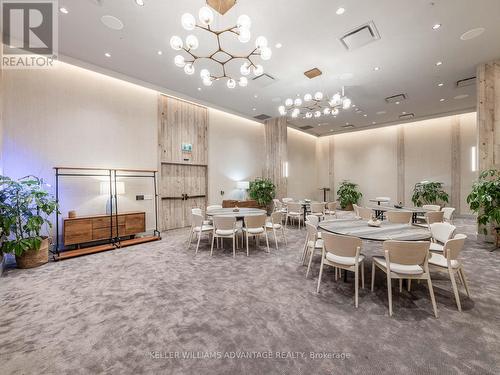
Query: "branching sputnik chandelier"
279 87 352 118
169 4 272 89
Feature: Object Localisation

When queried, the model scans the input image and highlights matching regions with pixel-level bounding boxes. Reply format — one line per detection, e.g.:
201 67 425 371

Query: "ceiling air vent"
385 93 407 104
456 77 476 88
304 68 322 79
254 114 272 121
299 125 314 130
340 21 381 50
399 113 415 120
251 73 276 87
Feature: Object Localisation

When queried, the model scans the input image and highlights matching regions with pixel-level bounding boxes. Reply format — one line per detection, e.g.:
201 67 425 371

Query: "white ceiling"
58 0 500 136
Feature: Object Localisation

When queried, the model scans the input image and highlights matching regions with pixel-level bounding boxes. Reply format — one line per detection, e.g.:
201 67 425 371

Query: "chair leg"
399 279 403 293
195 232 202 255
210 234 215 256
306 246 314 278
426 276 439 318
232 236 236 258
449 269 462 312
460 267 471 298
361 262 365 289
316 258 324 293
187 229 193 248
246 232 249 256
387 273 393 316
355 268 359 308
371 262 376 292
335 267 338 281
407 279 411 292
282 227 287 245
265 231 270 253
273 229 278 250
301 234 309 264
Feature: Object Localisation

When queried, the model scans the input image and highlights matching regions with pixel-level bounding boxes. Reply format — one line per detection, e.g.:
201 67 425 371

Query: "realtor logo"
1 0 58 69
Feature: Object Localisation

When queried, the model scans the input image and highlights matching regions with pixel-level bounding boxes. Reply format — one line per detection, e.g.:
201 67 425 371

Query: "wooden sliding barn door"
158 95 208 230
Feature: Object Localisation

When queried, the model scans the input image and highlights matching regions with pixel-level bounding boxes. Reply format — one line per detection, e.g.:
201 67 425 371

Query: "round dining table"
318 218 431 241
206 207 267 218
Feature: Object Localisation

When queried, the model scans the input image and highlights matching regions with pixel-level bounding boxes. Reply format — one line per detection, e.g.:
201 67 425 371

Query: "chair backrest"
244 214 267 228
443 234 467 260
357 207 373 220
287 202 301 213
273 199 282 211
305 223 318 242
192 207 202 215
270 211 282 224
305 215 319 227
327 202 337 211
310 203 324 214
386 211 412 224
352 204 360 217
322 232 362 258
383 240 430 266
282 197 293 203
426 211 444 225
213 216 236 230
441 207 455 221
423 204 441 211
430 222 456 244
207 205 222 211
192 213 204 227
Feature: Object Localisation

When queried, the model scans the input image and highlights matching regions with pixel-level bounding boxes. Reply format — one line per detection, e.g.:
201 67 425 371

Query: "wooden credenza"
63 212 146 246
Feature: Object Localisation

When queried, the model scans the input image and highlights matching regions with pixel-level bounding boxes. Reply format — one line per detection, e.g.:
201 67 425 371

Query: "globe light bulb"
314 91 323 101
343 98 352 109
253 64 264 76
200 69 210 79
186 35 199 50
203 77 213 86
174 55 185 67
278 105 286 115
285 98 293 107
255 36 268 49
170 36 183 50
184 63 195 75
314 111 321 118
332 108 339 116
260 47 272 60
238 77 248 87
332 93 341 105
294 98 302 106
181 13 196 30
240 62 251 76
237 14 252 29
323 108 331 115
304 93 312 102
227 78 236 89
291 108 300 118
198 6 214 26
306 112 313 118
238 28 251 43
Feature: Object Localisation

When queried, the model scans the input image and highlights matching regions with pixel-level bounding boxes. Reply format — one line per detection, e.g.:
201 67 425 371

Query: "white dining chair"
425 211 445 228
265 211 287 250
357 206 374 221
428 234 470 311
386 211 413 224
210 216 239 257
243 214 270 255
304 223 324 277
310 202 325 221
325 202 338 218
286 202 303 229
416 204 441 222
317 232 365 308
371 240 438 318
429 222 456 252
441 207 456 224
189 213 214 255
207 204 223 211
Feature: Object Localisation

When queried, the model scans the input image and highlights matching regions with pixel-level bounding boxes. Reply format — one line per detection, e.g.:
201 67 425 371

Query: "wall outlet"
136 195 153 201
136 195 144 201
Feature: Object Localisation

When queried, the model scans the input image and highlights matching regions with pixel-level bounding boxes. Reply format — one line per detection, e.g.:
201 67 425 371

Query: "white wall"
287 128 318 200
207 109 265 204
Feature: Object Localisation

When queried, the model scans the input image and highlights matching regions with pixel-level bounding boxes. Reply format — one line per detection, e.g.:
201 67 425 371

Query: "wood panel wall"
264 116 288 198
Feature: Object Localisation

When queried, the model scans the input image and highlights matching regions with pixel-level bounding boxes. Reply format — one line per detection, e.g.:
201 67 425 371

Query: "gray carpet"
1 215 499 375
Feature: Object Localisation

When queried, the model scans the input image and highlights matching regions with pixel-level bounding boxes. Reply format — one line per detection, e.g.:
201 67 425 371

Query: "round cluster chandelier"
170 6 272 89
279 87 352 118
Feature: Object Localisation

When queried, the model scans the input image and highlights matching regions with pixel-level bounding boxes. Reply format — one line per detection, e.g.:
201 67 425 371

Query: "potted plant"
0 175 58 269
248 178 276 211
411 181 449 207
467 169 500 242
337 180 362 210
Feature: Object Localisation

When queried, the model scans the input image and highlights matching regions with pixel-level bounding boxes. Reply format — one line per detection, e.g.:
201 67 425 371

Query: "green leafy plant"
467 169 500 235
0 175 58 256
411 181 449 207
248 178 276 207
337 180 362 209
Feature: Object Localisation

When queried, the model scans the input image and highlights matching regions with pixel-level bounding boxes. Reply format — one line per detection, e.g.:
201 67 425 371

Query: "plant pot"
15 237 49 269
343 203 354 211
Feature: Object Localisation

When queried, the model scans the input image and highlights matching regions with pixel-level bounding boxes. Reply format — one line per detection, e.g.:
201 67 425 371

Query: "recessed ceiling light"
438 82 444 87
254 94 258 98
363 114 368 117
275 43 282 49
436 61 443 66
59 7 69 14
454 94 469 100
197 87 201 91
330 129 335 132
395 101 400 105
440 98 445 102
135 0 145 5
402 111 407 115
157 50 163 55
460 27 485 41
253 108 256 111
372 121 377 125
432 24 441 30
376 110 387 115
336 7 346 15
101 15 124 30
105 52 111 58
374 66 380 71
